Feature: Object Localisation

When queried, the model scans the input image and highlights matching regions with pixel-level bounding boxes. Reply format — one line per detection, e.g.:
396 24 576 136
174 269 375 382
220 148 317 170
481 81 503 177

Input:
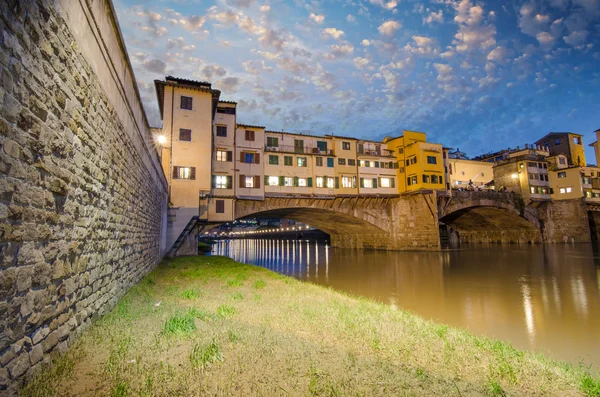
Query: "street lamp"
511 173 519 180
156 134 167 145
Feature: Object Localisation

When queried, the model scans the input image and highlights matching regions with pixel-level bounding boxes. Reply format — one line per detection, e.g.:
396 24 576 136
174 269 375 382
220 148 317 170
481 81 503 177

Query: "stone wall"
0 0 168 393
587 210 600 240
536 199 591 243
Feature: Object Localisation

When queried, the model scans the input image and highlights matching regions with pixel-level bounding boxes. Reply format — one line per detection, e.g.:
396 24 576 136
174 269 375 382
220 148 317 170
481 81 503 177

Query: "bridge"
224 191 589 251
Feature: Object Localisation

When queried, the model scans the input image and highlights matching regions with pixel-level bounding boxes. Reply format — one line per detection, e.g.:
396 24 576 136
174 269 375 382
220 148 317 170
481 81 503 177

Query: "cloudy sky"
114 0 600 160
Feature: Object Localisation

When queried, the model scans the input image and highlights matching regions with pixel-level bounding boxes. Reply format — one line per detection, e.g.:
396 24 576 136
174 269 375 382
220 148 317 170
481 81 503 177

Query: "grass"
20 255 600 396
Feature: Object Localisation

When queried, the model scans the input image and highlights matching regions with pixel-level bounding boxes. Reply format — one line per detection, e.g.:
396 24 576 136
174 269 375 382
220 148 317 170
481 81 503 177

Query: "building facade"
535 132 586 166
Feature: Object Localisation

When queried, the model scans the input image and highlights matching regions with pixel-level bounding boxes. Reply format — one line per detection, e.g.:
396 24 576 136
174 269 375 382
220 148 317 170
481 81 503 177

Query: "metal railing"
264 145 334 155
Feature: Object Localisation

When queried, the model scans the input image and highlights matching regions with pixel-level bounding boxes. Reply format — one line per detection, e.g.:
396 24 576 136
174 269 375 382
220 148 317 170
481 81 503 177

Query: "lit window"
245 176 254 188
342 176 352 188
298 178 307 187
216 150 228 162
215 176 228 189
176 166 194 180
284 177 293 187
297 157 307 167
380 178 390 188
326 177 334 188
360 160 366 167
532 187 537 194
363 179 373 188
566 187 572 193
559 188 566 194
268 176 279 186
316 177 324 188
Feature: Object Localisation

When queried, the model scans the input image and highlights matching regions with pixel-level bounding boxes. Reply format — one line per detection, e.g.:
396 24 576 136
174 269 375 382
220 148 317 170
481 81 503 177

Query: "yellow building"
384 130 445 193
447 158 493 189
535 132 586 166
154 76 220 248
588 129 600 167
547 154 600 202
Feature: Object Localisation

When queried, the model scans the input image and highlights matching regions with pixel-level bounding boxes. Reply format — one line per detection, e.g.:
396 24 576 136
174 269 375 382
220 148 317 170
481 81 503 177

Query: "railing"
265 145 334 155
358 150 395 158
450 190 520 201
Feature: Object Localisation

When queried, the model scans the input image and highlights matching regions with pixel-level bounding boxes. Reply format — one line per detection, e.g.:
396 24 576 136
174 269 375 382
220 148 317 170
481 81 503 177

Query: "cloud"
404 36 439 56
141 26 168 37
563 30 589 46
309 13 325 24
225 0 255 8
518 3 551 37
361 39 371 46
167 37 196 51
353 57 370 69
216 77 241 93
323 28 345 40
369 0 398 10
142 59 167 74
378 20 402 36
424 10 443 25
325 44 354 59
177 15 207 31
260 5 270 12
433 63 453 83
202 65 227 80
486 46 509 63
242 60 273 74
452 0 496 52
536 31 555 46
347 15 356 23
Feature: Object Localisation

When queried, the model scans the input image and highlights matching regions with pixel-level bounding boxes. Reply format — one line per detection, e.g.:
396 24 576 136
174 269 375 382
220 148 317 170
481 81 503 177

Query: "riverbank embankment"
21 256 600 396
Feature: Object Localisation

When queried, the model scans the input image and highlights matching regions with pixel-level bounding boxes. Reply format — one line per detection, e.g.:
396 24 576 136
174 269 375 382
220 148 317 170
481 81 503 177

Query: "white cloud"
323 28 345 40
242 60 273 74
309 13 325 24
563 30 589 46
486 46 509 63
424 10 443 25
536 32 554 46
378 20 402 36
404 36 439 56
353 57 370 69
452 0 496 52
325 44 354 59
361 39 371 46
347 15 356 23
370 0 398 10
260 5 270 12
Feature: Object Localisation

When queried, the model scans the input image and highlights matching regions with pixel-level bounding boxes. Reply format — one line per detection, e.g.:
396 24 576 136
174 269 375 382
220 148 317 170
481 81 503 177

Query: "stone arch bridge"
230 190 590 250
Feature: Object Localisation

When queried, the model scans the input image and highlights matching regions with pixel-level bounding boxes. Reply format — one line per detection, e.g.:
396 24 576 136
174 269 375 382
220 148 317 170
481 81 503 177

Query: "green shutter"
264 175 269 186
360 178 364 188
390 178 395 188
307 177 313 187
293 176 299 187
335 177 339 189
212 176 217 189
279 176 285 186
373 178 378 188
227 176 232 189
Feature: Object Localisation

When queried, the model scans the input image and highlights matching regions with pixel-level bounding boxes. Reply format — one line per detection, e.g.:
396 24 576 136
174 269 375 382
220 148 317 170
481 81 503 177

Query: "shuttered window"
180 96 193 110
216 200 225 213
172 166 195 180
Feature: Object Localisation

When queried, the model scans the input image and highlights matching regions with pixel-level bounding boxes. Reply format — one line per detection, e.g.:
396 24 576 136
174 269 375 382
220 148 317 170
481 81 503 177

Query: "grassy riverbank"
22 256 599 396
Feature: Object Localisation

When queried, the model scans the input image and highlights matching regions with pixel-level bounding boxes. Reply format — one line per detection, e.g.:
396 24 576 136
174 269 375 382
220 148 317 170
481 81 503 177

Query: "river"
211 239 600 370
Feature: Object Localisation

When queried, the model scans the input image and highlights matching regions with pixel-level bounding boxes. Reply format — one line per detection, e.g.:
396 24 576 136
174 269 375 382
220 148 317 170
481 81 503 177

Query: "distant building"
588 129 600 166
534 132 586 166
447 158 493 189
493 154 551 202
447 148 468 160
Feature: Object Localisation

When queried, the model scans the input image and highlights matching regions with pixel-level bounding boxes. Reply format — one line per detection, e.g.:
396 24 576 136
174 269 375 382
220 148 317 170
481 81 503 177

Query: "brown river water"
212 239 600 370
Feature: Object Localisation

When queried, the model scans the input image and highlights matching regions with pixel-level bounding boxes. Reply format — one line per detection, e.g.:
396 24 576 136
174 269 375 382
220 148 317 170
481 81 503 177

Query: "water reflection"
213 240 600 369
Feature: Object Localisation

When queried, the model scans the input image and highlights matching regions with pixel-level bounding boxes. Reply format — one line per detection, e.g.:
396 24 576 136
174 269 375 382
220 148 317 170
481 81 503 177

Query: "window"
216 126 227 137
268 176 279 186
180 96 192 110
266 137 278 147
173 166 195 180
294 139 304 153
214 175 230 189
558 187 573 194
297 157 307 167
316 157 323 167
360 160 366 167
298 178 307 187
398 148 404 154
215 200 225 213
327 158 334 168
363 178 373 188
244 153 255 163
317 141 328 152
399 167 405 173
342 176 353 188
316 177 324 187
583 177 592 184
245 130 255 141
422 175 430 183
179 128 192 141
380 178 391 188
567 187 572 193
427 156 437 164
527 162 537 168
555 139 560 145
558 172 566 178
574 137 582 145
338 158 346 165
245 176 254 188
326 177 334 188
284 177 293 187
374 161 379 168
431 175 439 184
407 175 417 185
342 142 351 150
269 155 279 165
348 159 356 166
559 158 566 165
216 107 235 115
216 150 229 162
284 156 293 166
586 191 592 198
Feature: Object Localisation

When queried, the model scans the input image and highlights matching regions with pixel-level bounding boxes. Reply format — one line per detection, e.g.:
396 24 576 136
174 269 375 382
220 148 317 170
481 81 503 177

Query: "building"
447 158 494 189
236 124 265 201
588 129 600 166
154 76 220 248
384 130 445 193
493 154 551 202
547 154 600 202
473 143 549 163
534 132 586 166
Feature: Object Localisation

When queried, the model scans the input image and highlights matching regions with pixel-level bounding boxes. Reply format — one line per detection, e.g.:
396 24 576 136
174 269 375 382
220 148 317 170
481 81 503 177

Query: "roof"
324 134 358 140
154 76 221 120
265 130 328 139
534 131 583 143
238 123 265 129
219 100 237 105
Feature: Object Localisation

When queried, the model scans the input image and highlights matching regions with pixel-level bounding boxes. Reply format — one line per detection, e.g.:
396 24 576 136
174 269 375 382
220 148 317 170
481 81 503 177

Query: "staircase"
166 215 200 257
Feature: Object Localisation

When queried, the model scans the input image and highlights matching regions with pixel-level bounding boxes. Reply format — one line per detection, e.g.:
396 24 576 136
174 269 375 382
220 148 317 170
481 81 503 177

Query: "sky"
114 0 600 161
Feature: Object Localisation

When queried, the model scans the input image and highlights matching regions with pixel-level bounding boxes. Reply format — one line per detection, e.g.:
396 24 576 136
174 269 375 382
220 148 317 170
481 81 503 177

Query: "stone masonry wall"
536 199 591 243
0 0 168 393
